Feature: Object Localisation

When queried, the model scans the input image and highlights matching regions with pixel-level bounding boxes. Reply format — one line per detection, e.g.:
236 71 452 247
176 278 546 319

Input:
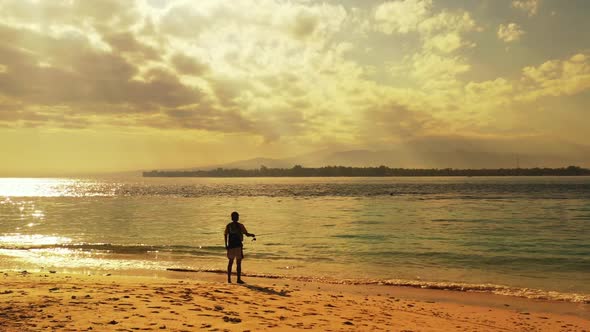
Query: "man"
224 211 255 284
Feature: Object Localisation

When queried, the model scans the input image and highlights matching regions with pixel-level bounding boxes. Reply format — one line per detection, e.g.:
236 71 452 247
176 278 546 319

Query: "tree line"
143 165 590 177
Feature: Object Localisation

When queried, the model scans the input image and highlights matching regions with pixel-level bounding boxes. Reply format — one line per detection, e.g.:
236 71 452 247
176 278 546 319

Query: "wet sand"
1 270 589 331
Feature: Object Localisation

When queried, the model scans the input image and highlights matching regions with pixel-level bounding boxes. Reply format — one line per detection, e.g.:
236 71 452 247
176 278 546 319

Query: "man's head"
231 211 239 222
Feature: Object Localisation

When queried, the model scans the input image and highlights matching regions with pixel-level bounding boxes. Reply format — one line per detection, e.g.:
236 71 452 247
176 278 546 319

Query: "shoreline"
169 268 590 305
2 260 589 305
1 270 589 331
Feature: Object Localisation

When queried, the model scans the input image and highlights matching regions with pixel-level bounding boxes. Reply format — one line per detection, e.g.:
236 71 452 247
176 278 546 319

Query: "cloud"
159 0 346 46
512 0 540 17
374 0 432 34
0 21 207 132
158 2 214 39
374 1 477 52
1 0 350 140
289 7 321 40
497 23 525 43
417 10 477 36
359 102 440 145
0 0 588 165
2 0 475 144
421 11 478 53
411 52 470 83
520 53 590 100
171 53 209 76
375 3 478 91
161 105 255 133
0 27 202 107
252 109 309 142
103 31 161 61
464 78 514 104
0 103 93 129
0 0 141 31
422 32 464 53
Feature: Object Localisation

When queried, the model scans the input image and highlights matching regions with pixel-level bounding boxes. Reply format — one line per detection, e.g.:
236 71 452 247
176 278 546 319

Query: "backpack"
227 223 243 248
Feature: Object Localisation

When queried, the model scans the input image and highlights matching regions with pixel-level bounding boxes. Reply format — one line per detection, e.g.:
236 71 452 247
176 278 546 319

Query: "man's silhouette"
224 211 255 283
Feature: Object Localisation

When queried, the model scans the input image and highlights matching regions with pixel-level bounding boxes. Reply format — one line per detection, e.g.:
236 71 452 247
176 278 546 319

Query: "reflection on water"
0 178 77 197
0 178 119 197
0 247 176 272
0 234 73 270
0 234 72 246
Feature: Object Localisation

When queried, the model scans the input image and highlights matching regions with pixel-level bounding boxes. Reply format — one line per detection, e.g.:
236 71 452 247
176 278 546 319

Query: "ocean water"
1 176 589 303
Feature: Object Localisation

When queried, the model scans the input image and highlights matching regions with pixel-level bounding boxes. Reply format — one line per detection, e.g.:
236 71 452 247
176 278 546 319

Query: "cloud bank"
0 0 589 173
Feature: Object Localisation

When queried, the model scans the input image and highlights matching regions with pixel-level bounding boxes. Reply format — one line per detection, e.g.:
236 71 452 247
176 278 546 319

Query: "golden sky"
1 0 589 175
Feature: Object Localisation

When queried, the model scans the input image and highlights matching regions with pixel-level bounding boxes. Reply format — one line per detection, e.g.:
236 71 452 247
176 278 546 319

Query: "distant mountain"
195 157 292 170
175 135 590 172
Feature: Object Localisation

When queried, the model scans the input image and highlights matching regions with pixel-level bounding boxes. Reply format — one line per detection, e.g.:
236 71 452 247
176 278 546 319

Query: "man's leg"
227 258 234 283
236 259 243 283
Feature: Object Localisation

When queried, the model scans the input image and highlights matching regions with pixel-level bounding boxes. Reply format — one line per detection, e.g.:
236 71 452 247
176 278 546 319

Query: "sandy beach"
0 270 588 332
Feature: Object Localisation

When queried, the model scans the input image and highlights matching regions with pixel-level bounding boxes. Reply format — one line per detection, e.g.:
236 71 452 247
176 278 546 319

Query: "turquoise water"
0 176 589 302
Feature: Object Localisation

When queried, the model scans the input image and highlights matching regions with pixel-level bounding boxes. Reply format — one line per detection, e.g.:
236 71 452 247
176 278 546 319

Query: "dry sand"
1 270 589 331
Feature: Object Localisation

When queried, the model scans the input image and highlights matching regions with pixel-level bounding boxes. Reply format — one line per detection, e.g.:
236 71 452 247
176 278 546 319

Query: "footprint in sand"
223 316 242 323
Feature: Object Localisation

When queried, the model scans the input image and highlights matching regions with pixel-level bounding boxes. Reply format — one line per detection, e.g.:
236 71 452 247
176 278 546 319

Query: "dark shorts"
227 247 243 260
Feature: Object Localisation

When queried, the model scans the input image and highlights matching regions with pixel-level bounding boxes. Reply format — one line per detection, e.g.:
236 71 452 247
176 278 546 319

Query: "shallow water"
1 176 589 302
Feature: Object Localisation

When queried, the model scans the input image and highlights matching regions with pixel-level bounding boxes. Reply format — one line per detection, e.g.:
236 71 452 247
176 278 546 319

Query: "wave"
3 243 588 271
2 242 589 304
2 243 588 304
0 243 225 256
166 268 590 304
0 243 333 264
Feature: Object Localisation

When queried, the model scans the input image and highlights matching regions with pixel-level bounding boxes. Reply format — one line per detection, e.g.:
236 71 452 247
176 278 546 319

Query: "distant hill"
144 165 590 177
198 157 292 170
146 135 590 173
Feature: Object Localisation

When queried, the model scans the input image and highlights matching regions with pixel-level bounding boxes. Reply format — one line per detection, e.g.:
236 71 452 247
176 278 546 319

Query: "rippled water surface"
1 176 589 302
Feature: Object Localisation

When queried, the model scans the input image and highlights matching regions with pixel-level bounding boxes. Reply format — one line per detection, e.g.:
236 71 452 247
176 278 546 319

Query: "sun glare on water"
0 178 78 197
0 234 72 247
0 178 113 197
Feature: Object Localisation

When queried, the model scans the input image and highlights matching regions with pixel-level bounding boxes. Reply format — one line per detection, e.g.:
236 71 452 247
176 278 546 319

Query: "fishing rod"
250 231 292 241
252 232 292 236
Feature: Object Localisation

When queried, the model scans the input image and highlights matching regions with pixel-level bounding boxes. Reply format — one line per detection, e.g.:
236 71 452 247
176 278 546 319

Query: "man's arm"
241 224 255 237
224 225 229 249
